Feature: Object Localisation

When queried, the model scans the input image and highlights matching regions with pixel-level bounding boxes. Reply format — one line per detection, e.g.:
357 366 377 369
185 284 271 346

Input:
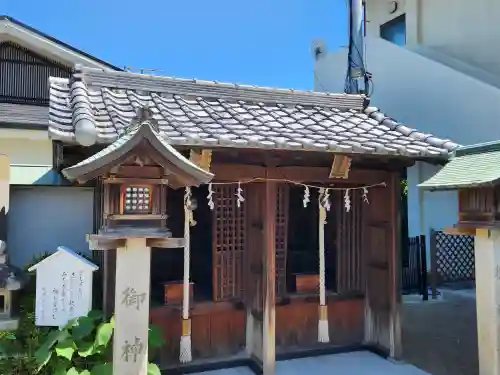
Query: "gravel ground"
401 294 478 375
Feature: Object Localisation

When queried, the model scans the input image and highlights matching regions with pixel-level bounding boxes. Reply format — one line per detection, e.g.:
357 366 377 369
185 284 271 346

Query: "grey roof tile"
47 67 460 158
419 142 500 190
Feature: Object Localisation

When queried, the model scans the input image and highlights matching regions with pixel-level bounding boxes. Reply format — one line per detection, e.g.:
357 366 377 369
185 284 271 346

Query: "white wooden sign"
28 246 98 327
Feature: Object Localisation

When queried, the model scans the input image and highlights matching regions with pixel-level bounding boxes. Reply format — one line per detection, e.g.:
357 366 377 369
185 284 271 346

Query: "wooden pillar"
389 171 402 359
113 238 151 375
262 179 277 375
102 250 116 317
475 228 500 375
245 183 264 363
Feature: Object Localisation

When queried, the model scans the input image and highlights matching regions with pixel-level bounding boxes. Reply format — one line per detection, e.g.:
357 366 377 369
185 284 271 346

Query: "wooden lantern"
101 176 169 233
61 106 214 372
62 107 213 241
458 186 500 227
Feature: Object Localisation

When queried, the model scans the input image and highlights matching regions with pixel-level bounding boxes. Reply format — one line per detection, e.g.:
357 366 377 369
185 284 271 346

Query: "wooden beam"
87 234 184 249
146 238 185 248
262 177 276 375
115 165 164 178
444 227 477 236
87 237 127 251
107 214 167 221
389 171 402 359
103 177 168 185
211 164 388 185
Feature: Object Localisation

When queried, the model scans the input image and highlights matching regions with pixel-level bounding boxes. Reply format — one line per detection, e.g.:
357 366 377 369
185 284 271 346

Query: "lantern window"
121 185 153 214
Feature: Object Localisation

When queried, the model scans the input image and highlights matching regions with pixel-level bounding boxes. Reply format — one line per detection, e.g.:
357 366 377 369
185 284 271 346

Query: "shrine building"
46 65 457 372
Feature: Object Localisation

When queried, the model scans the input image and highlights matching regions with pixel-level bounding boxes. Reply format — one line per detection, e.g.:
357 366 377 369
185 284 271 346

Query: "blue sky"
2 0 348 89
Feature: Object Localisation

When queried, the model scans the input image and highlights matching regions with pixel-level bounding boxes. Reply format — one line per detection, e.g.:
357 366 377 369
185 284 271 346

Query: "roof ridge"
75 65 368 111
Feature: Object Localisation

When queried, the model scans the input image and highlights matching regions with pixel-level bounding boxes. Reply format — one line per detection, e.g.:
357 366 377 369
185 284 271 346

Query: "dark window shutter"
275 184 289 296
335 190 364 293
213 185 246 301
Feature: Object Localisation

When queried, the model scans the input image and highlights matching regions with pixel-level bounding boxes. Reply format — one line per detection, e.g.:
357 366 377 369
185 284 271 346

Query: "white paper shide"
28 246 98 327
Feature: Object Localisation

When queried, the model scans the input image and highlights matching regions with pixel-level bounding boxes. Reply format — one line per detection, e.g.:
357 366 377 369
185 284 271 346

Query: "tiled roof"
419 141 500 190
48 66 459 158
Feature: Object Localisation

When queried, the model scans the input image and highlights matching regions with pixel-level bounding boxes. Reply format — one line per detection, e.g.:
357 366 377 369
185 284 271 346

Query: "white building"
313 0 500 256
0 16 119 267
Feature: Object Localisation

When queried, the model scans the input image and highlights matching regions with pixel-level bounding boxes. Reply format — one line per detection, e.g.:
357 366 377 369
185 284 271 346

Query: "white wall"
365 0 407 37
0 137 52 166
315 37 500 145
407 162 458 267
7 187 94 268
365 0 500 76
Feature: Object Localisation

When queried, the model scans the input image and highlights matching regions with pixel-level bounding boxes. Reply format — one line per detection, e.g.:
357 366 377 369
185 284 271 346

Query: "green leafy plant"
0 253 54 375
401 179 408 197
0 253 165 375
35 310 165 375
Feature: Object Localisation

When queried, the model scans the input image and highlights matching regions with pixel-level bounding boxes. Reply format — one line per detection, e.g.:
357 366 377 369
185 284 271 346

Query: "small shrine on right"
420 140 500 375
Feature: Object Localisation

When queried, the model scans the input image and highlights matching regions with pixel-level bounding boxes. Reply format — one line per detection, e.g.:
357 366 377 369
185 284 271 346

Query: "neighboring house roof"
0 15 121 71
48 66 459 158
419 140 500 190
0 103 49 129
0 16 120 130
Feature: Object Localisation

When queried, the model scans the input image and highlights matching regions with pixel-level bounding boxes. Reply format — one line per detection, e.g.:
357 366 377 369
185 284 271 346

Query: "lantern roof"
62 106 214 187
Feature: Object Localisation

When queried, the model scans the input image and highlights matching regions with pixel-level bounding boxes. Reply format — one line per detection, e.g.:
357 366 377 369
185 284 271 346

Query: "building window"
380 14 406 46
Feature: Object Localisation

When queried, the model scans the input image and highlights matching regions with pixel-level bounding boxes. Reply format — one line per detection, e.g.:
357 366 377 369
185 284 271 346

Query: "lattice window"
213 185 246 301
275 184 289 296
435 231 475 283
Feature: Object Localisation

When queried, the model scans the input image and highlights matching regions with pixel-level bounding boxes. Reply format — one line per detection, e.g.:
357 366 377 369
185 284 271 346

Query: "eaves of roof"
0 15 122 71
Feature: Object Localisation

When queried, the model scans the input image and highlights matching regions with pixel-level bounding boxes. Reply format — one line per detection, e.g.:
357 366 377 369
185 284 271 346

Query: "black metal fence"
402 234 428 299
